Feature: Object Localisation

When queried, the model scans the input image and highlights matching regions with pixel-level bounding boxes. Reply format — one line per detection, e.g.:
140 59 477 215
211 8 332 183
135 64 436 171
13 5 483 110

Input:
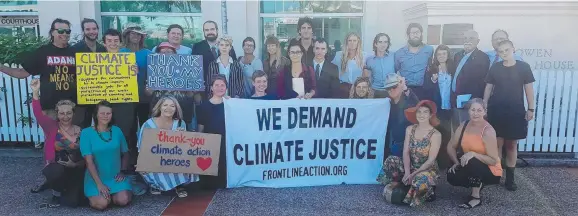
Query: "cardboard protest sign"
224 98 390 188
136 128 221 176
147 54 204 91
75 53 139 104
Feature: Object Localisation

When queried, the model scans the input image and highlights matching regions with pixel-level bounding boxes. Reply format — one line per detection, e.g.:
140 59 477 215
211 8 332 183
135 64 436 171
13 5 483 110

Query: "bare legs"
88 190 132 211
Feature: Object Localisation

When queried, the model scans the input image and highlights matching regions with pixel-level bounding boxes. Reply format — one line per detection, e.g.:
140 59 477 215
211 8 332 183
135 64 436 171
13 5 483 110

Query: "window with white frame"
260 0 364 57
0 0 39 36
100 0 202 49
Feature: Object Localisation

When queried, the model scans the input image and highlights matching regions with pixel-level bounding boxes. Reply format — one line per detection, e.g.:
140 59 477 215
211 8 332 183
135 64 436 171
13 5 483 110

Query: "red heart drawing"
196 157 212 171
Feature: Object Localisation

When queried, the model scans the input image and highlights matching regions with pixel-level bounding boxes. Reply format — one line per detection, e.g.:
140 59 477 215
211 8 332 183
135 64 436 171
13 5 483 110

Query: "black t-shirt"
22 44 77 109
485 60 535 108
149 91 195 124
71 40 107 53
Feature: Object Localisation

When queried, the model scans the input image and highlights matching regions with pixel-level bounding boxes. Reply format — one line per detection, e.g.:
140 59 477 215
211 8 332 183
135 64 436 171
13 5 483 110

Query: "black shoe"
31 181 49 193
505 182 518 191
505 167 518 191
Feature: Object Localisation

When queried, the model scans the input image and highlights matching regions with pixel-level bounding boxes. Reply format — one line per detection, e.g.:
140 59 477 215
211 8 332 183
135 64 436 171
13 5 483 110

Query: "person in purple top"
250 70 277 100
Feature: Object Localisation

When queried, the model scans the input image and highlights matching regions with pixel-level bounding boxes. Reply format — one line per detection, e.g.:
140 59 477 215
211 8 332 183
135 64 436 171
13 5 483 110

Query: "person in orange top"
446 98 502 209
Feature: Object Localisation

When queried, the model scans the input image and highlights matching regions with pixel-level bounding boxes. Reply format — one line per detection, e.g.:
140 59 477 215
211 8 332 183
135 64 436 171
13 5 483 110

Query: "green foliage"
0 33 48 65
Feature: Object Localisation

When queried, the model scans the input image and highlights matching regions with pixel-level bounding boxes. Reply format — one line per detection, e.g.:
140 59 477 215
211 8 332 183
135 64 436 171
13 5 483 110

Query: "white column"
37 0 99 41
201 0 223 36
226 0 248 55
37 0 82 38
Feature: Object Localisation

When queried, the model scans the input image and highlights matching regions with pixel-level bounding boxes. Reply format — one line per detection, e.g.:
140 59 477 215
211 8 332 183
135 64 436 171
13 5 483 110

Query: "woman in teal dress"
80 100 132 210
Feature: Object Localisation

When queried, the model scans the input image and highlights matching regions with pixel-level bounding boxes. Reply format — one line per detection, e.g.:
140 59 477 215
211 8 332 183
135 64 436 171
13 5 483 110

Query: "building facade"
1 0 576 70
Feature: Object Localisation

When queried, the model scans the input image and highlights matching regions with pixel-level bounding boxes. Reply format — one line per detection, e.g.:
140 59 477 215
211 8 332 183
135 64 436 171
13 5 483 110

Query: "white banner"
224 98 391 188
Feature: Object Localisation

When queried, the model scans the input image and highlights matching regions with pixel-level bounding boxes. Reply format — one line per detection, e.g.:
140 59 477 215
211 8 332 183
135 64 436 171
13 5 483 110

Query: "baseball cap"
384 73 403 89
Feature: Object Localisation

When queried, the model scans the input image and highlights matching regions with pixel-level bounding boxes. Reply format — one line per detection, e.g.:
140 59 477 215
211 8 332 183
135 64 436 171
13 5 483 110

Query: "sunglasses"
54 28 71 35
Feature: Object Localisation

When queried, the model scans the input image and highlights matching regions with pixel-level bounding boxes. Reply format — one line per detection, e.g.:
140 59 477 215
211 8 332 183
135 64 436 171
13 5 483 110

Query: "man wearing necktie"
451 30 490 130
192 21 237 100
312 38 339 98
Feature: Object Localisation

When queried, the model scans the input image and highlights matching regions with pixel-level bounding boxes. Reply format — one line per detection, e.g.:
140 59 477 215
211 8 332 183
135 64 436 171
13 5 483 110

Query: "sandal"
425 186 436 202
176 187 188 198
458 196 482 209
150 188 162 195
39 196 60 208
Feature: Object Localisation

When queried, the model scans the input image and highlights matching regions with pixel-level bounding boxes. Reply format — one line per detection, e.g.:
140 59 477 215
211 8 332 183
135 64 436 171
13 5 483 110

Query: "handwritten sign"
147 54 204 91
75 53 139 104
136 128 221 175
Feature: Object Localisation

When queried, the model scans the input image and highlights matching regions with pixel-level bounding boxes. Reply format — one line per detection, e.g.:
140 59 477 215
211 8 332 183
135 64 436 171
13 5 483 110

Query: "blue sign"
224 98 391 188
146 54 204 91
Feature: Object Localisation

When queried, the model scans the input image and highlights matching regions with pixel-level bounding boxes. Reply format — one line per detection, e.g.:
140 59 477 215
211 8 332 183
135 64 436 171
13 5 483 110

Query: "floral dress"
377 125 439 207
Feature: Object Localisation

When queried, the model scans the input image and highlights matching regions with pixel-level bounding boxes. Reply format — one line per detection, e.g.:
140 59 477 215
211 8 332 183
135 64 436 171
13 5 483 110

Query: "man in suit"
451 30 490 128
192 21 237 99
312 38 339 98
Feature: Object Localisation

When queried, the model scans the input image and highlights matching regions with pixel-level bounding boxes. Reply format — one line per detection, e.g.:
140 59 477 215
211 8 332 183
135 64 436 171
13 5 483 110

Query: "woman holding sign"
198 75 228 189
30 79 86 208
137 96 199 198
276 38 316 99
146 42 197 132
80 101 132 210
377 100 441 207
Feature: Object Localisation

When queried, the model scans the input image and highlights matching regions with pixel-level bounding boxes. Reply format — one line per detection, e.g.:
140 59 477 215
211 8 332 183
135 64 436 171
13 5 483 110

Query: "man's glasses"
54 29 71 35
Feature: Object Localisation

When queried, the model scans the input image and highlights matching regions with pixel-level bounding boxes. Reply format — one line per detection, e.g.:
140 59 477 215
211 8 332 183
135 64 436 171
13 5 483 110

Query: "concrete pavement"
1 156 577 216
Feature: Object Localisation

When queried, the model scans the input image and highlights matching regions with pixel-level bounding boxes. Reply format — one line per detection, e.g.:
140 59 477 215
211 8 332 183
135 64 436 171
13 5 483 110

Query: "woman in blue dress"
80 100 132 210
137 95 199 197
198 75 229 189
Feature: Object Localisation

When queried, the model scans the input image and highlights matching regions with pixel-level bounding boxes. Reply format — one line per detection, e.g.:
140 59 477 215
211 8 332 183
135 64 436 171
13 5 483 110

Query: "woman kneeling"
137 96 199 197
446 98 502 209
80 101 132 210
377 100 441 207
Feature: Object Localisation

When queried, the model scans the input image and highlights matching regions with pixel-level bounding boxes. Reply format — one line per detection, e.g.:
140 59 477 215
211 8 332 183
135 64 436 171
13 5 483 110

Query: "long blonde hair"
151 95 183 120
341 32 364 75
265 35 281 68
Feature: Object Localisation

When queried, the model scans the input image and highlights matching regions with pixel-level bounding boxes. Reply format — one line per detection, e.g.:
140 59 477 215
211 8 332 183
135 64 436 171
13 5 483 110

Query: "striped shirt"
207 57 245 98
137 118 199 191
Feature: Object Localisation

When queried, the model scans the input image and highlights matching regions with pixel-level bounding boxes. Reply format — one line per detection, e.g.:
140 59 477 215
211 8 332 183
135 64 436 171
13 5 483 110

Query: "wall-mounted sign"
0 16 38 27
442 23 473 45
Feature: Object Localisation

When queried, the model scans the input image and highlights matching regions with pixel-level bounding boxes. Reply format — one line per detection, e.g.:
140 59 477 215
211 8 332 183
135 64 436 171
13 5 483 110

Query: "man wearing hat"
384 73 419 157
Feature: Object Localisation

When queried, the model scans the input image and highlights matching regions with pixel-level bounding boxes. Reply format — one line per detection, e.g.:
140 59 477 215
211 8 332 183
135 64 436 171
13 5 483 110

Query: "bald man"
451 30 490 129
486 29 524 67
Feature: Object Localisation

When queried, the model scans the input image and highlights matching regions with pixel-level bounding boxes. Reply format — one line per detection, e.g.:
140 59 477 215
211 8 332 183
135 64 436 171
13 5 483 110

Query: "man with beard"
486 29 523 67
0 18 84 124
297 17 315 66
451 30 490 128
72 18 106 128
394 23 434 101
72 18 106 53
192 20 237 100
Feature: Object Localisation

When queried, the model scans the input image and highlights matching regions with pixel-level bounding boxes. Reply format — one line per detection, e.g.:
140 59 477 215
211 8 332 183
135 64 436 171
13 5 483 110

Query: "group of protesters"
0 16 534 211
